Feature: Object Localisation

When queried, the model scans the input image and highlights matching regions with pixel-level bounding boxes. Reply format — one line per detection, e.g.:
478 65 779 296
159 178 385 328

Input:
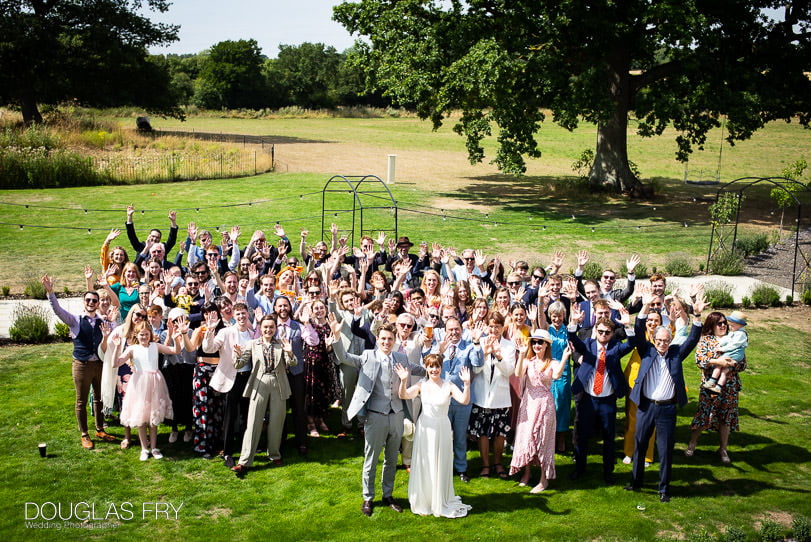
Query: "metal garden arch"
321 175 398 247
706 176 811 298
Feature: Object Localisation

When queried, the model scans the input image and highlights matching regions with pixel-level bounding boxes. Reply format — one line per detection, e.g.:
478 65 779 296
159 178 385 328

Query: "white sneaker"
644 461 652 468
183 430 193 443
151 448 164 460
140 449 150 461
622 456 632 465
169 431 179 443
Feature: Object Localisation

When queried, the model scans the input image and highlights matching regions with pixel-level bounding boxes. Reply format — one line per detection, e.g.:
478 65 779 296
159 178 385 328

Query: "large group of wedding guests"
44 206 749 516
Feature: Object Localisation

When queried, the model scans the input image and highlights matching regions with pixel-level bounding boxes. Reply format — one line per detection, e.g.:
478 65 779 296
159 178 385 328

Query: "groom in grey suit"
332 321 426 517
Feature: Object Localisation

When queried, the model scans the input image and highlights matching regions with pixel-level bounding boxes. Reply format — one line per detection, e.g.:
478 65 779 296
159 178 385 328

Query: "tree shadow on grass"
434 172 758 226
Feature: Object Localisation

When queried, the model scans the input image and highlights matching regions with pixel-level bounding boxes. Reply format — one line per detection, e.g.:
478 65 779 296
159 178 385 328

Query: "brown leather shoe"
81 435 94 449
95 430 117 442
361 499 374 517
382 496 403 513
231 464 247 477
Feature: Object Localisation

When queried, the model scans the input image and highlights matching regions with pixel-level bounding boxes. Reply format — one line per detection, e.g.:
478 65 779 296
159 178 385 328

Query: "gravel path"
742 227 811 292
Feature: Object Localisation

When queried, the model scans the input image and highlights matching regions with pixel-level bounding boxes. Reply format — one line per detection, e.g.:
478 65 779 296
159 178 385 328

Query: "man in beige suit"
230 315 297 477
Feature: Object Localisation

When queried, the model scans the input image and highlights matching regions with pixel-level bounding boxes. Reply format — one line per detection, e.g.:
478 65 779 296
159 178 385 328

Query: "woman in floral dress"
685 312 746 464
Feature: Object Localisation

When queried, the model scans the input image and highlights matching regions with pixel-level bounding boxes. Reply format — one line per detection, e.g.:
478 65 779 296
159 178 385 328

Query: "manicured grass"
1 311 809 540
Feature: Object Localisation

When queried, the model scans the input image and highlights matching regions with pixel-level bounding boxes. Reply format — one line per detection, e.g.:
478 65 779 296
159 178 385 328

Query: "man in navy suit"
625 290 707 502
331 321 425 517
567 303 636 484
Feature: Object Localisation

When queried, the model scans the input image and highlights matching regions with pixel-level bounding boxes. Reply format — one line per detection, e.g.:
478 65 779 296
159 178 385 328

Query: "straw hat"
530 329 553 343
727 311 747 326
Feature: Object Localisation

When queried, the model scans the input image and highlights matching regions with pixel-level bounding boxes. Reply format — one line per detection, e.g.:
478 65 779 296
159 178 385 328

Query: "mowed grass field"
1 114 810 540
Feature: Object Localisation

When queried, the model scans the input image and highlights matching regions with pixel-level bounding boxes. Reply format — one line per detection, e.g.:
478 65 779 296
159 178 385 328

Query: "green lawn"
1 313 809 541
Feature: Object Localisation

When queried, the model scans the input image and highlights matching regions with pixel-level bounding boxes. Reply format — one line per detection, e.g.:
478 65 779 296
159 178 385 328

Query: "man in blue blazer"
273 296 307 456
624 290 707 502
427 316 484 482
568 303 636 484
331 320 426 517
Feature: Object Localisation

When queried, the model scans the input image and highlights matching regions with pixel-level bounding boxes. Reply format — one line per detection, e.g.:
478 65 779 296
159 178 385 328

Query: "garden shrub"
704 281 735 309
720 526 747 542
23 277 47 300
759 520 783 542
665 253 693 276
741 296 752 309
750 284 781 307
803 285 811 305
581 261 603 281
54 322 71 341
734 233 771 257
9 304 50 343
711 250 744 275
793 515 810 542
1 285 9 296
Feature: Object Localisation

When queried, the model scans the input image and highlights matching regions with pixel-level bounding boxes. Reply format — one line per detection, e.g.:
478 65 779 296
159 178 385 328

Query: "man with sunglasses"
567 302 636 484
574 250 640 305
450 248 484 283
163 270 206 326
42 275 116 449
625 290 706 503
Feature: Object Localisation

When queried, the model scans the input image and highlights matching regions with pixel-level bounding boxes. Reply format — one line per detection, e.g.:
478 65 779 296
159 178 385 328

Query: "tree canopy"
194 39 266 109
334 0 811 192
0 0 180 124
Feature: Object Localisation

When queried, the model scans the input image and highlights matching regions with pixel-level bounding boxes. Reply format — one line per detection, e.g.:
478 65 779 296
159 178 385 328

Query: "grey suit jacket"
235 339 297 401
332 340 425 421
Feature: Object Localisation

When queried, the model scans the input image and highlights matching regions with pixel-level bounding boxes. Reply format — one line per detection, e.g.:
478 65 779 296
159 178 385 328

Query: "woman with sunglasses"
685 312 746 463
100 303 147 449
511 329 569 492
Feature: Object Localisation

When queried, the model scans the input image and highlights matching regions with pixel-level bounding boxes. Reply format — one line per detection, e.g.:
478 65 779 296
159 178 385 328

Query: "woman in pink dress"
510 329 569 493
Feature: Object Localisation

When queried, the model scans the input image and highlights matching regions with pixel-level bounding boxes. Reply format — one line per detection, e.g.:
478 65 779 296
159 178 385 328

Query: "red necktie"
594 348 606 394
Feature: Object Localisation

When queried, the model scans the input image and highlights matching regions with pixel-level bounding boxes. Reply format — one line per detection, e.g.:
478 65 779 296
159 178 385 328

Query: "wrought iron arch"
706 176 811 298
321 175 398 248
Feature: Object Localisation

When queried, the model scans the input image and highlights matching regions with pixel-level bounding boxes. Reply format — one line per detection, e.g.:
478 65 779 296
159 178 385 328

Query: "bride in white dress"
395 354 472 518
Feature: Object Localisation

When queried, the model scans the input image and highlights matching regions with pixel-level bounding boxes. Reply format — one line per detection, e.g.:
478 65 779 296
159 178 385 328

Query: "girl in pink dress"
510 329 570 493
117 321 181 460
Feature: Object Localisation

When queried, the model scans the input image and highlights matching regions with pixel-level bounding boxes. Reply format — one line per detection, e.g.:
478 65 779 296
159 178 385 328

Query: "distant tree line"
154 40 388 110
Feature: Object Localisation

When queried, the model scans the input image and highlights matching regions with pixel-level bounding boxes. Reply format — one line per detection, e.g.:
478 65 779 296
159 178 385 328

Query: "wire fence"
144 129 276 148
90 148 274 183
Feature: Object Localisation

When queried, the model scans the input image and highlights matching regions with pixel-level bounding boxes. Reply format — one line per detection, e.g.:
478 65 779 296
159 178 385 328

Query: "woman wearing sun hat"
510 328 570 493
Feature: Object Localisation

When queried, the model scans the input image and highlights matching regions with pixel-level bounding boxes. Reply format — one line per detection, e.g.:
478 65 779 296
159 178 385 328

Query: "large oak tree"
0 0 180 124
334 0 810 192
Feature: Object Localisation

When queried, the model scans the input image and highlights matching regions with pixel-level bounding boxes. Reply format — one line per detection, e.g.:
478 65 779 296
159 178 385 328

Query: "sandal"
685 443 696 457
719 449 731 464
518 474 531 487
120 438 130 450
479 466 491 478
494 464 509 480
